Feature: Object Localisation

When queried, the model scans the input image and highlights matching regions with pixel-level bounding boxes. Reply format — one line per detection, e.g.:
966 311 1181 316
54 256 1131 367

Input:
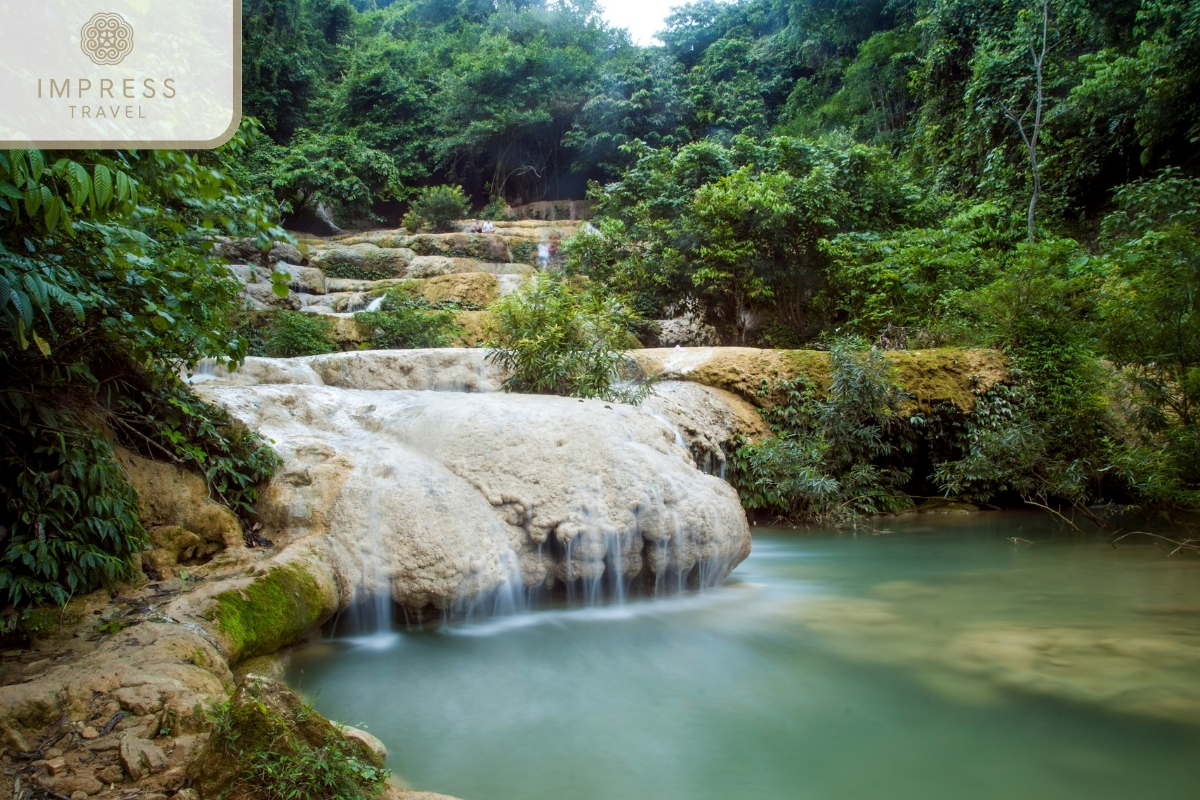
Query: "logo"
80 12 134 66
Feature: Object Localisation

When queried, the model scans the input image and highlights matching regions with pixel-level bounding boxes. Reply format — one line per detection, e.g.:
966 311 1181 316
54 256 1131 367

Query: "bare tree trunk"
999 0 1049 243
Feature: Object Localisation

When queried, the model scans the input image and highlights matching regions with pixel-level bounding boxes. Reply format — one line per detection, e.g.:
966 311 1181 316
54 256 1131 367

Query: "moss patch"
453 310 494 347
212 564 328 665
631 347 1007 413
320 263 397 281
422 273 499 307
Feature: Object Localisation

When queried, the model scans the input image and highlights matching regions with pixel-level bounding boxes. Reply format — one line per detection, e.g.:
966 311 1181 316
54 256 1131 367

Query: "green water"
285 512 1200 799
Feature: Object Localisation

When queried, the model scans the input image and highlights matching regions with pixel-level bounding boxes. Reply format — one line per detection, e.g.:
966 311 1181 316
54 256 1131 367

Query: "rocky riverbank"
1 345 1002 799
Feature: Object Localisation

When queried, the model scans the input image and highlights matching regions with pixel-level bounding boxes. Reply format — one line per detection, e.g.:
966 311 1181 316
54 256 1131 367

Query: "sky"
600 0 684 45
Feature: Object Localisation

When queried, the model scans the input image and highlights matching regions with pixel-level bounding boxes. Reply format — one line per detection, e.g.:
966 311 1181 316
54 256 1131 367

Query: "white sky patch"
600 0 685 45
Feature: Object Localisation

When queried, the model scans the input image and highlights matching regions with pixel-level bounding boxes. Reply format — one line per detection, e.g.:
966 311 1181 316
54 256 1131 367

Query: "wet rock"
275 263 326 295
119 735 167 781
337 723 387 759
642 381 772 471
197 352 751 612
268 242 305 265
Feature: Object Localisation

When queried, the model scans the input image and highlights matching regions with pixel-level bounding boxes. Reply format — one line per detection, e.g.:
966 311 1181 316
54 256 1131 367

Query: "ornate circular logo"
80 13 134 66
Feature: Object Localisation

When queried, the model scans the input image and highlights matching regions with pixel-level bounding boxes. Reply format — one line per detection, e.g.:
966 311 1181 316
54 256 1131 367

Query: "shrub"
197 677 388 800
0 136 286 619
0 409 146 611
486 274 650 403
353 285 462 348
402 184 470 233
730 338 919 523
259 311 338 358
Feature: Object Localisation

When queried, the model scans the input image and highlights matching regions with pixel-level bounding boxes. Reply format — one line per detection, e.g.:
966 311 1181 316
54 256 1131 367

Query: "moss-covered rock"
210 562 334 665
190 675 389 800
452 310 494 347
632 347 1006 413
421 273 499 307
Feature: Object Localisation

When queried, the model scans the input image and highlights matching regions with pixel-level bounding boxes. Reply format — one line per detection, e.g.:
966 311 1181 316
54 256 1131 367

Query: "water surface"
285 512 1200 799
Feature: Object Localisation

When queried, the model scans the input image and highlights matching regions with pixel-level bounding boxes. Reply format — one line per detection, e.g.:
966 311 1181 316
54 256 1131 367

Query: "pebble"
45 756 67 775
81 726 99 740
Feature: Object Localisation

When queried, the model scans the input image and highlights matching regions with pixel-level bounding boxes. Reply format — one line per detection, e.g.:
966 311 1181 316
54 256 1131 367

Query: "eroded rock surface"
197 358 752 614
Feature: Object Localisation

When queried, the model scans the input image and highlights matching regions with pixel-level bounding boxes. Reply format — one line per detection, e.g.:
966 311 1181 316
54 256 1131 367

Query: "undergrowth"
353 283 462 348
486 273 651 403
206 683 388 800
730 337 921 524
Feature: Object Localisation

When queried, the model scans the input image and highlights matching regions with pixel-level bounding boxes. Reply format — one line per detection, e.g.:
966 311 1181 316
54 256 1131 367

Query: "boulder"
310 245 413 279
209 554 338 664
337 724 387 759
268 242 305 265
119 735 167 781
275 263 326 295
652 317 720 347
243 282 302 311
213 238 263 265
196 353 752 613
225 264 259 285
115 448 243 550
361 247 414 275
309 246 364 270
404 255 459 278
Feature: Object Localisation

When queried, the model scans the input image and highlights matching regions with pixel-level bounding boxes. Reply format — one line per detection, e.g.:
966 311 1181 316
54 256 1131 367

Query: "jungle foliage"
0 130 284 617
486 274 650 403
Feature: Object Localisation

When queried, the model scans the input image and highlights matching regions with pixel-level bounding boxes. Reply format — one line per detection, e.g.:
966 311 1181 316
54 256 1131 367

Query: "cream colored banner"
0 0 240 148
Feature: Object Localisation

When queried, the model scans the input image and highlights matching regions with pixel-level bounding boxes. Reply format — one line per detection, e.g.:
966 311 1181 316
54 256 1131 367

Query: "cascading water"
197 350 752 634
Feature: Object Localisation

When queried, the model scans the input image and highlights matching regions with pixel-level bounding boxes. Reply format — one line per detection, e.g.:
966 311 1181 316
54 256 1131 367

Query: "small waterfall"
332 480 395 639
363 296 385 312
188 358 218 383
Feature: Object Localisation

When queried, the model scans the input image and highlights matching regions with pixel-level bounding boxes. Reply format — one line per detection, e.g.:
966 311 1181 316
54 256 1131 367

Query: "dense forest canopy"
239 0 1197 222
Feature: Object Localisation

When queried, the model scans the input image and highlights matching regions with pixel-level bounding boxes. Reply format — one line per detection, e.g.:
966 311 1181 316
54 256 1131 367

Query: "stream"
285 511 1200 799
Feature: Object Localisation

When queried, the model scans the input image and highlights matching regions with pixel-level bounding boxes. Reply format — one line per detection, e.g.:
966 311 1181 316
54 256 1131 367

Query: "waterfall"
363 296 385 312
197 351 752 631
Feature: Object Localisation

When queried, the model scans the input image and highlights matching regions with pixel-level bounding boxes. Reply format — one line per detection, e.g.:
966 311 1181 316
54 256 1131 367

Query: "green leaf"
44 195 61 232
0 181 22 200
114 171 132 203
26 149 45 185
24 187 42 216
67 162 91 208
93 165 113 210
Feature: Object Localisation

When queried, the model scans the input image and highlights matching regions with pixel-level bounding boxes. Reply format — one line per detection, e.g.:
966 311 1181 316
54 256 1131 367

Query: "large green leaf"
93 165 113 210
